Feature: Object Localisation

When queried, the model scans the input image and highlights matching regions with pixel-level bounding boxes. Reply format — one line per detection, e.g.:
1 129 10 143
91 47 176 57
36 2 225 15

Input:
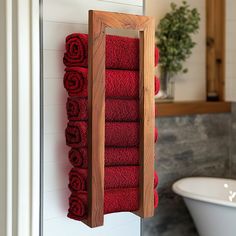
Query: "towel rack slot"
87 10 155 228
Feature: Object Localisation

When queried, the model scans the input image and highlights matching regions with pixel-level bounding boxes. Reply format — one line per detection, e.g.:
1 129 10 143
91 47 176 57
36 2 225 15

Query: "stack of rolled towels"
63 33 160 221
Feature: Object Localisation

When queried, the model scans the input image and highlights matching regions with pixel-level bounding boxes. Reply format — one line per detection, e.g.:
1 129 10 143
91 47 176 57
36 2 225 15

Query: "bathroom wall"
141 1 236 235
143 111 232 236
231 103 236 177
226 0 236 101
42 0 142 235
145 0 206 101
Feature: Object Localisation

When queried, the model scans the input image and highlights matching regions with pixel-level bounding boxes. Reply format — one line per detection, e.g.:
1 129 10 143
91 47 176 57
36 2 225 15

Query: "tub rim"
172 177 236 208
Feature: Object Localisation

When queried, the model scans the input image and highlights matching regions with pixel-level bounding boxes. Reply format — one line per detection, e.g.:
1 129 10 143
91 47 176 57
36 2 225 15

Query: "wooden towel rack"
86 10 155 228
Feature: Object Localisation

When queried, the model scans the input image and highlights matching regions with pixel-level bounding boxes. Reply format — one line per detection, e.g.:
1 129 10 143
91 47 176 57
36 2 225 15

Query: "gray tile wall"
143 109 235 236
231 103 236 177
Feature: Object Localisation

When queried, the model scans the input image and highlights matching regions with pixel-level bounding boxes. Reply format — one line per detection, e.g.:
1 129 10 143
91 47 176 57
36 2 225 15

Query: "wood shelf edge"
155 101 231 117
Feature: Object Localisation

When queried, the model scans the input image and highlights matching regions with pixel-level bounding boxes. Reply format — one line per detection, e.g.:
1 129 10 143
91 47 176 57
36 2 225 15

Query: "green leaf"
156 1 200 75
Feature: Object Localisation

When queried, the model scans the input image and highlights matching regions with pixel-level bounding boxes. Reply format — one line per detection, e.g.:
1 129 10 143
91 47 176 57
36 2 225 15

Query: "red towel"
155 77 160 95
64 67 159 98
69 167 158 191
67 98 139 121
66 121 158 148
68 188 158 221
69 147 139 168
63 33 159 70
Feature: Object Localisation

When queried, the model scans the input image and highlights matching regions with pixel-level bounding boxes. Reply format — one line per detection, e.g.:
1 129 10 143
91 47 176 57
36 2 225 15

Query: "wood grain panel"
206 0 226 101
138 21 155 217
87 10 155 227
156 101 231 117
87 10 106 227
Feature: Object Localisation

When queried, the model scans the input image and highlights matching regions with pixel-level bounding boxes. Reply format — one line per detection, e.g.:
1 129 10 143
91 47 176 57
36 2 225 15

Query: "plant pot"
156 71 174 101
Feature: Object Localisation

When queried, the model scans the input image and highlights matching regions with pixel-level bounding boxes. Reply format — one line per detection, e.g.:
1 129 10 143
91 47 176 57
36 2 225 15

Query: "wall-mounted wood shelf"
155 101 231 117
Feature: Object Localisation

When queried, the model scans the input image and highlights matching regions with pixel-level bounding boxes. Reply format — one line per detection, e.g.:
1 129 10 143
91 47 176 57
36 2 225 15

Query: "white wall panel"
44 133 68 164
43 213 140 236
42 0 142 235
43 22 88 50
44 79 67 106
43 51 64 78
99 0 143 7
43 0 142 23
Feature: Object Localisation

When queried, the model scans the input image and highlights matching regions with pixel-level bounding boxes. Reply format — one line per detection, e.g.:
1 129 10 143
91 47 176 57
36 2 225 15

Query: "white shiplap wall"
226 0 236 101
43 0 142 236
145 0 206 101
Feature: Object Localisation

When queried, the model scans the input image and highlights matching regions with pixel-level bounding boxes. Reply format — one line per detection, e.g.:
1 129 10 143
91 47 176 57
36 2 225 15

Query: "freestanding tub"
172 177 236 236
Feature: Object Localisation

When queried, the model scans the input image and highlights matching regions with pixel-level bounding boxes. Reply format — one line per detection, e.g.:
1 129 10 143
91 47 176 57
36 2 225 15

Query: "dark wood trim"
156 101 231 117
206 0 226 101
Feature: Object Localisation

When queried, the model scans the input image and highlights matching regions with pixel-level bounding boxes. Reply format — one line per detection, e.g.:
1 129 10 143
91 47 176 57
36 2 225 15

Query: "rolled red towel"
155 127 158 143
64 67 138 98
69 148 140 168
154 171 158 189
155 77 160 95
66 121 158 147
68 188 158 221
63 33 159 69
69 167 158 191
67 98 139 121
64 67 159 98
66 121 139 147
154 190 159 208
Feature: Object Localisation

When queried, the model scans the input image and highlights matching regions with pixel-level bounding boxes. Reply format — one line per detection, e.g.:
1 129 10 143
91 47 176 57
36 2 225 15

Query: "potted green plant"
156 1 200 100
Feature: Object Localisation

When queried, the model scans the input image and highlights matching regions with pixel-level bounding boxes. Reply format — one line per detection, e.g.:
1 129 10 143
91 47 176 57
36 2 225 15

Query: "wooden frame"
206 0 226 101
87 10 155 227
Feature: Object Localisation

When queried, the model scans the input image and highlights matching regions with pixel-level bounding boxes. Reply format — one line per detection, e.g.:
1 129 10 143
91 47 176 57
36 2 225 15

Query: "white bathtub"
172 177 236 236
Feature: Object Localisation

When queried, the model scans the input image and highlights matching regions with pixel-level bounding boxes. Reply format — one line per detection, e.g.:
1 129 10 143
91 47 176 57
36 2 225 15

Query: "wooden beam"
87 10 106 227
156 101 231 117
138 18 155 218
87 10 155 227
206 0 226 101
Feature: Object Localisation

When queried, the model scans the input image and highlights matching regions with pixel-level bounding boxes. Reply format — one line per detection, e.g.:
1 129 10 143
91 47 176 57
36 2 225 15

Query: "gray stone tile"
231 155 236 178
230 103 236 178
157 114 231 145
155 138 230 177
143 112 232 236
231 103 236 121
143 194 198 236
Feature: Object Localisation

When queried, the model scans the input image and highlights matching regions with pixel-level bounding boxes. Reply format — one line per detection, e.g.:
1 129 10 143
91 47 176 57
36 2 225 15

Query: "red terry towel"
66 121 158 148
155 77 160 95
69 147 139 168
63 33 159 70
67 98 139 121
69 167 158 191
68 188 158 221
64 67 159 98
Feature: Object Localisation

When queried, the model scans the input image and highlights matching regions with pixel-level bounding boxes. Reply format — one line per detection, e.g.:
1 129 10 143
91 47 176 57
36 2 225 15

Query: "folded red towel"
67 98 139 121
68 188 158 221
69 167 158 191
64 67 159 98
69 147 139 168
63 33 159 70
66 121 158 147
